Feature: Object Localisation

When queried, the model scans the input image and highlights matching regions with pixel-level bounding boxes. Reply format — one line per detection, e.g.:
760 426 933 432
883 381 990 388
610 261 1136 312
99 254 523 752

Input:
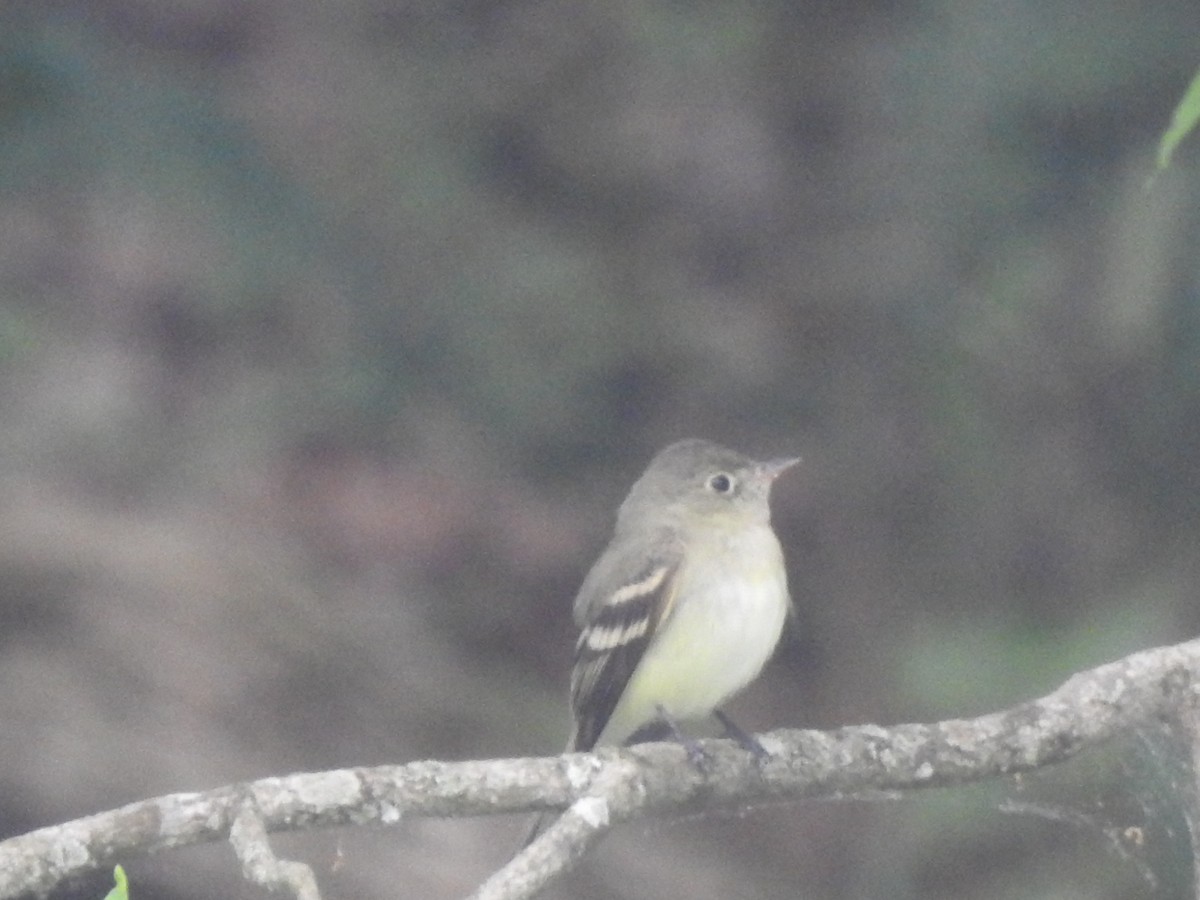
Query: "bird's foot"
714 709 770 762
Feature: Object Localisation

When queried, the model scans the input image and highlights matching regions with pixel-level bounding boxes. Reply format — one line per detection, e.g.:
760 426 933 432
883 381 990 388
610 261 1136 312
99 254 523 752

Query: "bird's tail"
519 810 555 849
517 729 582 848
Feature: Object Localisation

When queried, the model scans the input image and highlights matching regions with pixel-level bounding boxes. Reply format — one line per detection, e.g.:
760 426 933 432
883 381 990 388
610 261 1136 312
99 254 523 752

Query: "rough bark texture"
2 639 1197 900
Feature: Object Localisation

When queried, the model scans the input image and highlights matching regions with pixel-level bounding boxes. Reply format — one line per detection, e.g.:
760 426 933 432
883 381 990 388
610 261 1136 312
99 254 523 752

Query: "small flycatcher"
566 438 798 754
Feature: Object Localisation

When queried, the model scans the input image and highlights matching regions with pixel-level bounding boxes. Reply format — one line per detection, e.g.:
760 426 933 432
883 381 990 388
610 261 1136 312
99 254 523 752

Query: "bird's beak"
758 456 801 481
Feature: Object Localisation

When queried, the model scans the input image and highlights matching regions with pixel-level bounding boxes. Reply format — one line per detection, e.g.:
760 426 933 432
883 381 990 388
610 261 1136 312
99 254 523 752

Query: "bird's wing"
568 534 683 752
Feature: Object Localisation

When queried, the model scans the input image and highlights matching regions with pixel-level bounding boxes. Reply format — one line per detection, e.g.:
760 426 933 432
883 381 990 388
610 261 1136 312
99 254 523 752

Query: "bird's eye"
707 473 734 494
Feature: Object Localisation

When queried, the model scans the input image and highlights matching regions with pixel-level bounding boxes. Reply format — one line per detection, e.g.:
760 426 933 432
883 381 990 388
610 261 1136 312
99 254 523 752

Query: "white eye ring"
707 472 734 494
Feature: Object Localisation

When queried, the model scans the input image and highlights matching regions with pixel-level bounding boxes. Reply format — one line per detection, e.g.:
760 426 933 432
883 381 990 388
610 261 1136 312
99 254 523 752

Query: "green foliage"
101 865 128 900
1157 66 1200 169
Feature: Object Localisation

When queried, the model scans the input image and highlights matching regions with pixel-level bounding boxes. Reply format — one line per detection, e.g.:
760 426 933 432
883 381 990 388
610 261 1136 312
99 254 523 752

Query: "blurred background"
1 1 1199 898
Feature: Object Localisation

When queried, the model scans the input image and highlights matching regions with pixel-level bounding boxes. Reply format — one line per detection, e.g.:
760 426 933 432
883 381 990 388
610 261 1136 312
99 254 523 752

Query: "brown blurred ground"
1 2 1199 898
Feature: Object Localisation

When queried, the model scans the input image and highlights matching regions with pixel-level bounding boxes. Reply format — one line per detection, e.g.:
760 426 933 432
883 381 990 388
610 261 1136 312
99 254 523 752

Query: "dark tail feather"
519 811 556 849
516 729 581 850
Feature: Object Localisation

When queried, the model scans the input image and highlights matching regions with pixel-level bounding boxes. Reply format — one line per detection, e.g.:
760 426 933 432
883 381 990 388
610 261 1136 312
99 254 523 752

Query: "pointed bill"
758 456 801 481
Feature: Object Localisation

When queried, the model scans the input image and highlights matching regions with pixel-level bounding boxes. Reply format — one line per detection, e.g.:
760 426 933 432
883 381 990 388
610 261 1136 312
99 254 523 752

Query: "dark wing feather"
569 557 679 751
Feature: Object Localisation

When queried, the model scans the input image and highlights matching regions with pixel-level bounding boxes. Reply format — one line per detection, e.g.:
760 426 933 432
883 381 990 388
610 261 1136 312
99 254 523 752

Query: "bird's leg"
626 705 709 768
713 709 769 760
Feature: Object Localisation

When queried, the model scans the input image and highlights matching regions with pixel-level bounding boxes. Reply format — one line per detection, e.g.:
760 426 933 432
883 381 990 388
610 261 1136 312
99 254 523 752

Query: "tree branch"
1 638 1197 900
229 798 322 900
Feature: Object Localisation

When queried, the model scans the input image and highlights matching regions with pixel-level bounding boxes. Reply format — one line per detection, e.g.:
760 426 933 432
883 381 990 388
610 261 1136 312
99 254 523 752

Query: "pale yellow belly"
595 543 789 747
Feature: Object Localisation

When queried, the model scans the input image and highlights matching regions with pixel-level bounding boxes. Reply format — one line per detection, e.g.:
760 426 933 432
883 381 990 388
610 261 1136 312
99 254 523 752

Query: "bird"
525 438 797 844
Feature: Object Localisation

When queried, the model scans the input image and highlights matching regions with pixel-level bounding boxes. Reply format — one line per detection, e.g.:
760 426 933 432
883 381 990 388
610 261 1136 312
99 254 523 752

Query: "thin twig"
229 800 322 900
